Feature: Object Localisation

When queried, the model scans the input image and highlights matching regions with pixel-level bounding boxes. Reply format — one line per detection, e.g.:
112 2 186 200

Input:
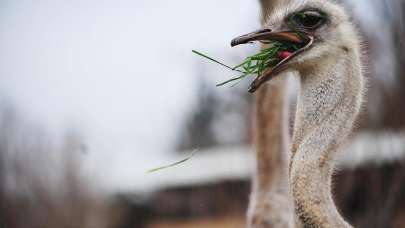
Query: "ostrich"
247 74 294 228
233 0 365 227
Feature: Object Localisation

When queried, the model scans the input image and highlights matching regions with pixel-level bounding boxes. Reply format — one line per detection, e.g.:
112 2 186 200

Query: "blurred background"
0 0 404 227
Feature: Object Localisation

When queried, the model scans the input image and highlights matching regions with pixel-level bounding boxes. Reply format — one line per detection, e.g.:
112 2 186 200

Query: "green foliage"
192 41 301 87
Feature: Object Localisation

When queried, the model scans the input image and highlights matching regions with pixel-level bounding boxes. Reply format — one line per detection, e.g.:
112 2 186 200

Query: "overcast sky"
0 0 260 193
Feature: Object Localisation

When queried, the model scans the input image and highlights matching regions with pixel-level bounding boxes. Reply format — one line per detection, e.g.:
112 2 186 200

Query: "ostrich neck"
290 54 363 228
254 77 289 194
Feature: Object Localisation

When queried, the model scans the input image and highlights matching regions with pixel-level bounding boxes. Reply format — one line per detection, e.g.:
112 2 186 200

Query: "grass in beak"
193 41 303 87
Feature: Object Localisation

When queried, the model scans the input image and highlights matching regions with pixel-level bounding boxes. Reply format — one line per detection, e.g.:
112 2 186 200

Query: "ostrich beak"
231 29 314 93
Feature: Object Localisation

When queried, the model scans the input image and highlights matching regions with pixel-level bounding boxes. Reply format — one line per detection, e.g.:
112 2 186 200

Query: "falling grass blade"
147 149 198 173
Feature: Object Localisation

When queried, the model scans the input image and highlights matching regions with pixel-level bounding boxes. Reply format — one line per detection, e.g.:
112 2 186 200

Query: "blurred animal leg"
247 76 294 228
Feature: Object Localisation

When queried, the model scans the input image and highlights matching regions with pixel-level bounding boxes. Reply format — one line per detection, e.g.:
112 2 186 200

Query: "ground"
148 215 245 228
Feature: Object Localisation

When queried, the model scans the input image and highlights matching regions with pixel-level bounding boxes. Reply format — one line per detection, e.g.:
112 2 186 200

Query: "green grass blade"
192 37 305 87
147 150 198 173
232 58 251 70
192 50 243 73
216 73 250 87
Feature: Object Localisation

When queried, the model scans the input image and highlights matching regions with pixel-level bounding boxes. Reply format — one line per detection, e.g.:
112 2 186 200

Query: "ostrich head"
231 0 361 93
239 1 365 227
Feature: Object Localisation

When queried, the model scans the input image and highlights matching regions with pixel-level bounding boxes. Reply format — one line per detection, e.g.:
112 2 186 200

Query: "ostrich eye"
290 10 326 30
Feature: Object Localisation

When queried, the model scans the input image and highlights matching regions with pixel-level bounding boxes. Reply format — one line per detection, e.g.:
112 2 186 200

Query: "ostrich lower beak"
231 29 314 93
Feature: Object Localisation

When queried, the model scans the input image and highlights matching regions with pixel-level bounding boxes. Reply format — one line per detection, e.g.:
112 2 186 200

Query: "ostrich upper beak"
231 29 314 93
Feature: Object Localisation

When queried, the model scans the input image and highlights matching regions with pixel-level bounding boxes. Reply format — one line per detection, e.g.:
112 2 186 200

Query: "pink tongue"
278 51 292 59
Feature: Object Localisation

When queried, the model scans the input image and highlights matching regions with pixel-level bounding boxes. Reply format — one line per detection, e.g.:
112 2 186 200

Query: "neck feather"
289 54 364 228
